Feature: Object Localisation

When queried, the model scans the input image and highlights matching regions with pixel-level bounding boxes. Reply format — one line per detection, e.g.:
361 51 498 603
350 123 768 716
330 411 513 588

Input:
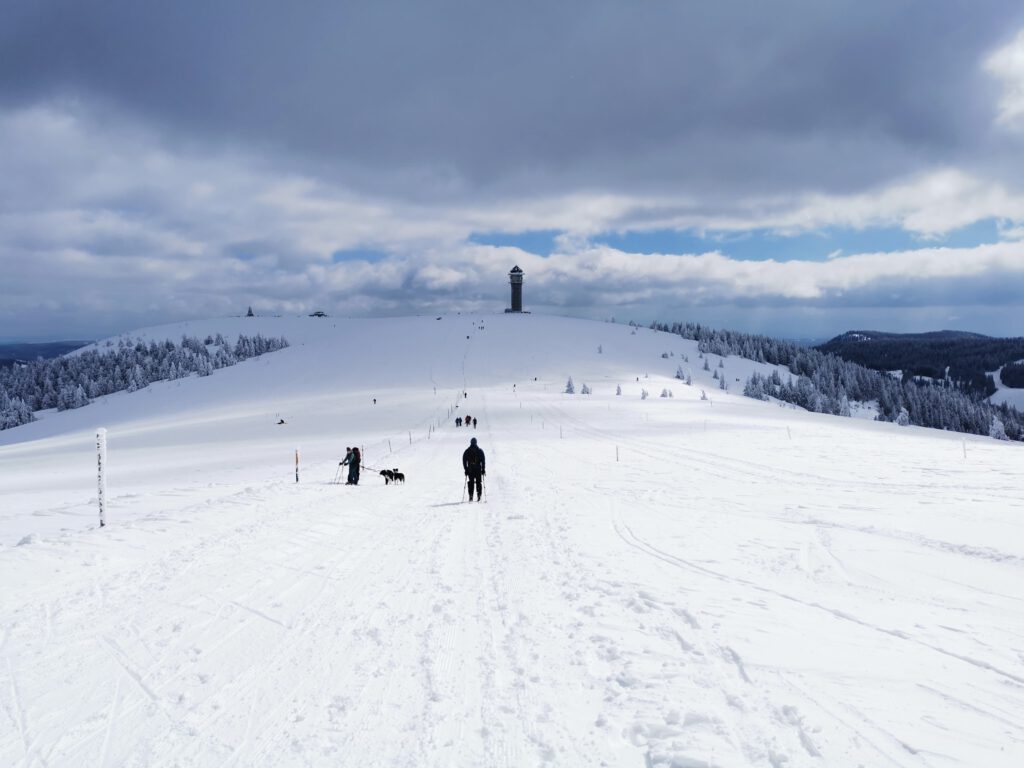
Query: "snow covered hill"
989 362 1024 410
1 313 1022 767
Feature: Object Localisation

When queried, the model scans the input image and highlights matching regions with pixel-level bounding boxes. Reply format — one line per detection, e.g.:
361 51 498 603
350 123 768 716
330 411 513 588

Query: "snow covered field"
1 314 1023 767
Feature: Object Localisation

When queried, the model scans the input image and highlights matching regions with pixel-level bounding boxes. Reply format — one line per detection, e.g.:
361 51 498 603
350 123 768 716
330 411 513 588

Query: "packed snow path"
1 315 1023 766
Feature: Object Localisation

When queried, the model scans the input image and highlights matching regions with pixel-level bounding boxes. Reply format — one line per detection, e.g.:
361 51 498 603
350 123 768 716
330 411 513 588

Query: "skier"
472 417 478 429
463 437 485 501
456 416 462 427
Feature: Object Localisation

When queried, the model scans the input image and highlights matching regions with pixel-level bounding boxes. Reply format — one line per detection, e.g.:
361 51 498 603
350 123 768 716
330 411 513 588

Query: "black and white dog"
379 468 406 485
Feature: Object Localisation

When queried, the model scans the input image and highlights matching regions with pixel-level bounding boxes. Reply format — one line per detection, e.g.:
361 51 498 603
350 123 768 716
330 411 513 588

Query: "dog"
392 469 405 484
379 469 395 485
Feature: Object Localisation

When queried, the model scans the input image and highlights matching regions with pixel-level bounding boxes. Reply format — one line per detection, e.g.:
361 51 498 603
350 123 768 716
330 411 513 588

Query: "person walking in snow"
472 417 477 429
463 437 485 501
348 446 361 485
341 446 361 485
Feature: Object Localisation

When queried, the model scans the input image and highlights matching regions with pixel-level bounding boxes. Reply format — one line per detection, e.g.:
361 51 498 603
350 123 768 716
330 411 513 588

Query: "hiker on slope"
341 446 361 485
463 437 485 502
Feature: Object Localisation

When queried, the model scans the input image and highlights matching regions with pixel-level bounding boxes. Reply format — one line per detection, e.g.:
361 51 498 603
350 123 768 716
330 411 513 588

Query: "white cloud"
1 101 1023 338
985 27 1024 130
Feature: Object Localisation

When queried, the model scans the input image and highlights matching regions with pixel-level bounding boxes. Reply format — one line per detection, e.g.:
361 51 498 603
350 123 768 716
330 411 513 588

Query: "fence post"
295 447 300 483
96 428 107 527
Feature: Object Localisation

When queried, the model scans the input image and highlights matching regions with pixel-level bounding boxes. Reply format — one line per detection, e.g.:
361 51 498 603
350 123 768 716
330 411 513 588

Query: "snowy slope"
1 314 1022 767
989 363 1024 410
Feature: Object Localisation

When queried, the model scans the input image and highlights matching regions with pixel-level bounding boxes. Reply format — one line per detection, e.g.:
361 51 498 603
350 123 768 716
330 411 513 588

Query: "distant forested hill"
0 341 92 368
816 330 1024 396
652 320 1024 441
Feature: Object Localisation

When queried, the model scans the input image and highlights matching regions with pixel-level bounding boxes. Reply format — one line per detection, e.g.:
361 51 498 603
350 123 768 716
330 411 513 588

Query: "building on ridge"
505 265 525 313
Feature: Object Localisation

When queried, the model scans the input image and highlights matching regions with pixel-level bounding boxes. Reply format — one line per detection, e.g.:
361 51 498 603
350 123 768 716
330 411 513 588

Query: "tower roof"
510 265 523 274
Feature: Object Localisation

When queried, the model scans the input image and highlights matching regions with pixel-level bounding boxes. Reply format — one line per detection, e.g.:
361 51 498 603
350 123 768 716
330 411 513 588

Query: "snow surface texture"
1 314 1022 767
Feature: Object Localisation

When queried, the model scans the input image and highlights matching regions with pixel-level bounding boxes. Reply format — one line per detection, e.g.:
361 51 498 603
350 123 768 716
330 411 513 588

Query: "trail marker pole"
616 445 619 462
96 428 107 528
409 431 412 445
388 439 392 453
295 447 300 483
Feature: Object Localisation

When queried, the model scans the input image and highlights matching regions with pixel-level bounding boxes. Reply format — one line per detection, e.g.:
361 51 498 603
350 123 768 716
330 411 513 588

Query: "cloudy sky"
3 1 1024 341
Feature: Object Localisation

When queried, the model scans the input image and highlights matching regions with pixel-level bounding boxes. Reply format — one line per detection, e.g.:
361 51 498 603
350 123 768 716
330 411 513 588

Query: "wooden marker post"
96 428 107 527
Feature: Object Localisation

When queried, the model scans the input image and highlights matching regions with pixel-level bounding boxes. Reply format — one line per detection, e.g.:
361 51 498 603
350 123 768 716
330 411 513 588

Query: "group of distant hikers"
338 389 486 498
338 438 484 500
337 432 485 501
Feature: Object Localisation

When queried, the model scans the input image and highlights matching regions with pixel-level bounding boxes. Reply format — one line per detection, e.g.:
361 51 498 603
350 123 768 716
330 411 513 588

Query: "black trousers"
466 471 482 499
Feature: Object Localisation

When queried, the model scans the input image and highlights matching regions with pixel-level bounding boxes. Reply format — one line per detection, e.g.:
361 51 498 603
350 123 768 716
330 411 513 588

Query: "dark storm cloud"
3 0 1021 200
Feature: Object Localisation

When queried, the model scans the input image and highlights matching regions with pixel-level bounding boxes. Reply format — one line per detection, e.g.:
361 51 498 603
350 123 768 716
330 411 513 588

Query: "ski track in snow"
1 313 1023 767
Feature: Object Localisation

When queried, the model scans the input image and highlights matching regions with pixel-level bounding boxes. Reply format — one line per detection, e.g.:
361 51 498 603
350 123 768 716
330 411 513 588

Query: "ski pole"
462 476 467 503
482 476 487 503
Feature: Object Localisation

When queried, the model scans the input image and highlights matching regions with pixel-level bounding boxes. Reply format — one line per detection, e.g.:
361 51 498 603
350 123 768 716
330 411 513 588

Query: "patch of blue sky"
593 219 1003 262
469 230 561 256
331 248 388 263
468 220 1003 260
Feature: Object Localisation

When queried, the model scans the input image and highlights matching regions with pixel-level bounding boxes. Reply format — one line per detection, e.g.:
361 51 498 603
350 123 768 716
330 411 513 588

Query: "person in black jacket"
341 446 361 485
462 437 485 501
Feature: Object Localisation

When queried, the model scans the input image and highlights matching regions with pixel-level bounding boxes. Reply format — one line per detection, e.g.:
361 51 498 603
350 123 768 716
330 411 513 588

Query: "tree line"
651 321 1024 441
0 333 289 431
816 330 1024 398
1001 361 1024 388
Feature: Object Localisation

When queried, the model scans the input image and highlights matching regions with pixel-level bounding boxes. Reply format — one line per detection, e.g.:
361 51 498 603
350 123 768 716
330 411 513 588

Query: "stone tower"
507 265 524 313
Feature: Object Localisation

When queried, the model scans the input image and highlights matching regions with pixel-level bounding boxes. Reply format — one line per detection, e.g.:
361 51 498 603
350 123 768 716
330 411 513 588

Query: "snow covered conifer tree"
703 358 710 371
565 377 575 394
896 407 910 426
676 365 685 380
616 385 622 395
990 416 1008 440
581 383 591 394
660 388 668 397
